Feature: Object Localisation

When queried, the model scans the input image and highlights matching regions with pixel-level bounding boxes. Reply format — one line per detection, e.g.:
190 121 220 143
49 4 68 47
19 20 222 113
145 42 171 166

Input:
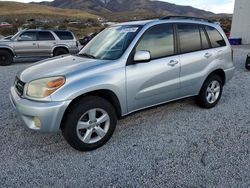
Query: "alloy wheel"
76 108 110 144
206 80 221 104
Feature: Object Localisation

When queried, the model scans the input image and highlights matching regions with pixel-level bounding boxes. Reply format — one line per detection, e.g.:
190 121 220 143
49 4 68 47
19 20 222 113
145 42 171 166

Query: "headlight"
27 76 65 98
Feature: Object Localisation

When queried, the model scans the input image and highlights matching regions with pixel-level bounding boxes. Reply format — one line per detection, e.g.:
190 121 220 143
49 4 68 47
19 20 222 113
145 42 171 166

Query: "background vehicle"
0 22 13 28
0 29 79 66
10 17 234 151
79 32 98 46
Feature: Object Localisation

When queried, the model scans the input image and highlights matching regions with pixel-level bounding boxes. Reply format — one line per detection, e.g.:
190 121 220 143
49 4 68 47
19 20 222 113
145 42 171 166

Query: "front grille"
15 77 25 96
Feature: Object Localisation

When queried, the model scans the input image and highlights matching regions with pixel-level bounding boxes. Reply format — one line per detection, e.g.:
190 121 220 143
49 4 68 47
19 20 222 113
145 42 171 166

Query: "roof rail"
160 16 214 23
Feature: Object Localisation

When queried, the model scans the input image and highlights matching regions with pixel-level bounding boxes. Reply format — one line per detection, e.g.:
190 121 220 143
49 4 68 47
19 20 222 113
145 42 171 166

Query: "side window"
200 27 210 49
38 31 55 41
177 24 201 53
54 31 74 40
205 26 226 48
18 32 37 41
136 24 174 59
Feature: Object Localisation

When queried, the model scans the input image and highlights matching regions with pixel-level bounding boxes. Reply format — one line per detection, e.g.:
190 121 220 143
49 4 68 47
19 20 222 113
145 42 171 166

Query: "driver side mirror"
17 37 22 41
133 51 151 63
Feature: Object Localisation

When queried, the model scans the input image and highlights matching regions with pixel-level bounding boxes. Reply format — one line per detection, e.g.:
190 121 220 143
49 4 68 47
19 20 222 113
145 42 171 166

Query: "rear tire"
53 48 68 56
196 74 223 108
0 49 13 66
62 96 117 151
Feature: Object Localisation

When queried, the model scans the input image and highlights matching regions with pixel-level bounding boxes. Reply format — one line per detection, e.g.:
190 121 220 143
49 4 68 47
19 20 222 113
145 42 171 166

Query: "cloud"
158 0 235 13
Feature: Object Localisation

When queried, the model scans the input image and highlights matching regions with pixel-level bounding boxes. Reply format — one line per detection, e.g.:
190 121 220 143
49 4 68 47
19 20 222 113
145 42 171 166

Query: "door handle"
204 52 212 58
168 60 179 67
32 43 36 46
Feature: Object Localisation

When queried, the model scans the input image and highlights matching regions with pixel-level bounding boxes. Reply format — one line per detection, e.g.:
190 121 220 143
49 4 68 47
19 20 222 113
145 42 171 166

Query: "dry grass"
0 1 98 19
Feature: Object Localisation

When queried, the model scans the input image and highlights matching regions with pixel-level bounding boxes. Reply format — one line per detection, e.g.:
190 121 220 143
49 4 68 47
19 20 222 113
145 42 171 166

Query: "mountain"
38 0 215 18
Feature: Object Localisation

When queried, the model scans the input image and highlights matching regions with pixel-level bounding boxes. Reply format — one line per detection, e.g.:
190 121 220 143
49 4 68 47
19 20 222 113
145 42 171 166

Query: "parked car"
0 22 13 28
79 32 98 46
0 29 79 66
10 16 235 151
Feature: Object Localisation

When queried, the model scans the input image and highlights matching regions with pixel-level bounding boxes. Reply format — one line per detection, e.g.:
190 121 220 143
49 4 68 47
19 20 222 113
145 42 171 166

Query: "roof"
25 29 71 32
115 16 216 27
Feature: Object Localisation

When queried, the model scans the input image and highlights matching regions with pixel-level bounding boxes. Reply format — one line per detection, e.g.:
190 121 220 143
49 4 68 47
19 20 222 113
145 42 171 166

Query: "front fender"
0 45 15 56
50 68 127 115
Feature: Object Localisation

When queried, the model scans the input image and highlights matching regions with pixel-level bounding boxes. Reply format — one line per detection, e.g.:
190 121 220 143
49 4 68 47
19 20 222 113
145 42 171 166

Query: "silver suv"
0 29 79 66
10 17 235 151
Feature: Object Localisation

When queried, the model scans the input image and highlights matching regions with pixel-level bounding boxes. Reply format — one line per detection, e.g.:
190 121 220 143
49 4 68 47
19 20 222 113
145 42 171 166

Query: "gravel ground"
0 47 249 187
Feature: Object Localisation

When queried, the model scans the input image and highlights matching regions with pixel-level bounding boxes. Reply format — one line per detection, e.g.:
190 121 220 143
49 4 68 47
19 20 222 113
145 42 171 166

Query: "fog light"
33 117 41 128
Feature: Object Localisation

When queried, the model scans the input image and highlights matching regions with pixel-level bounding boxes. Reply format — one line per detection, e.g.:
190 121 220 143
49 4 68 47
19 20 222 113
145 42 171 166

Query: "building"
231 0 250 44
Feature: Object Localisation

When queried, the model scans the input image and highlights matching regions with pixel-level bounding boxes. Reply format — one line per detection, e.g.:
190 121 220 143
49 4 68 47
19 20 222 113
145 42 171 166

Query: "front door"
126 24 180 112
14 31 39 57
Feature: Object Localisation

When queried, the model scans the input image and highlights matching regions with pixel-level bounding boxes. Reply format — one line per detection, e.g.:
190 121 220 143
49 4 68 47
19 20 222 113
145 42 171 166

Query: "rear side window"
54 31 74 40
136 24 174 59
205 26 226 48
177 24 201 53
38 31 55 41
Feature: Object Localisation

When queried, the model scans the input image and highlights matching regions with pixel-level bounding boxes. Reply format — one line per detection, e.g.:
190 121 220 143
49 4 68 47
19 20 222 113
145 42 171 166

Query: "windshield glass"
79 25 142 60
11 30 23 40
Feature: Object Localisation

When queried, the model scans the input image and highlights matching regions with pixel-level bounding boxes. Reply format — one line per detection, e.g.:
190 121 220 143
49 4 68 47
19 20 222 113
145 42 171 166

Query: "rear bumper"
9 86 71 133
224 66 235 83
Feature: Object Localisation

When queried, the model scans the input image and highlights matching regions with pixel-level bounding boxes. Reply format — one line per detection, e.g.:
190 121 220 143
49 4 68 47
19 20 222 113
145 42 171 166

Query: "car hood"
0 40 12 44
18 55 109 82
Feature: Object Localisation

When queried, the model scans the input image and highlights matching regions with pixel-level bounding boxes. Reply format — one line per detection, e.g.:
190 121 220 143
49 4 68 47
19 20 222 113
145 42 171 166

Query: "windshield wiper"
78 53 96 59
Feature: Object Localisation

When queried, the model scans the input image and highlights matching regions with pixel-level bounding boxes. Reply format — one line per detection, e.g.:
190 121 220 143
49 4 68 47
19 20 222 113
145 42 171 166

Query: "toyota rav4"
10 17 235 151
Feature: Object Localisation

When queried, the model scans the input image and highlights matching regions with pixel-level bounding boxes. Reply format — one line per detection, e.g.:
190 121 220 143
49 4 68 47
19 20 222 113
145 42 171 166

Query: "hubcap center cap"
89 120 98 128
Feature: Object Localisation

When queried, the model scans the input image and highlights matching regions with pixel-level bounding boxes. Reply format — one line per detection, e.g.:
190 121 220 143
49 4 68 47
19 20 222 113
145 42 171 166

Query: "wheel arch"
207 69 226 85
52 46 69 55
60 89 122 129
0 47 15 57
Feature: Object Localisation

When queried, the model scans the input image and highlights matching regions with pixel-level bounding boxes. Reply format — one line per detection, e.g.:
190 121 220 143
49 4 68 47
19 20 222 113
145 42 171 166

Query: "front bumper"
9 86 71 133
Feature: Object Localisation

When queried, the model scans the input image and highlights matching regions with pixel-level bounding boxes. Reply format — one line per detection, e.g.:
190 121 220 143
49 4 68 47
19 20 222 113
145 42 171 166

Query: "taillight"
76 41 79 47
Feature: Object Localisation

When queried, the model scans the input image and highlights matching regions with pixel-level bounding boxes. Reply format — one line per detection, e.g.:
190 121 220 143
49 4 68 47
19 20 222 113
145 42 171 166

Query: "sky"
0 0 235 14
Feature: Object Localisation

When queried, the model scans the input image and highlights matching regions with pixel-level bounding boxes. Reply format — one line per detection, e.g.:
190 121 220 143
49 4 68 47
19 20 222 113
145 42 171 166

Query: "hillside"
0 1 98 19
39 0 215 18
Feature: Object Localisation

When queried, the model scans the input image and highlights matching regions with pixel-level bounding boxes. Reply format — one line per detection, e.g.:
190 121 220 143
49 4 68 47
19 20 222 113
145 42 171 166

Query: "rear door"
126 24 181 112
37 31 56 57
177 23 215 96
205 25 227 61
14 31 39 57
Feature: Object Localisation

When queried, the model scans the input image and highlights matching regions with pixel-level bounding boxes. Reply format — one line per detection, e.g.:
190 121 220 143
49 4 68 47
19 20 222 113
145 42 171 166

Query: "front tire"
0 49 13 66
62 96 117 151
196 74 223 108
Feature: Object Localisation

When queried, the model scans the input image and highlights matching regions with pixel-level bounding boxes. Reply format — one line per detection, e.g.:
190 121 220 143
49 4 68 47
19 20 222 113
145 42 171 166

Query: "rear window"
177 24 202 53
200 27 210 49
205 26 226 48
54 31 74 40
38 31 55 41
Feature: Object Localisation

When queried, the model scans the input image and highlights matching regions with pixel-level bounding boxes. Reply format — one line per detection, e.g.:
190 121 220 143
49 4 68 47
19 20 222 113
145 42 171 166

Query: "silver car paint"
10 19 235 133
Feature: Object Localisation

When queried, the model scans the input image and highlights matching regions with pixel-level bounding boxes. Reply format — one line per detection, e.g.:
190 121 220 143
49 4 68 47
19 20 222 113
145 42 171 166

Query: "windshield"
79 25 142 60
11 30 23 40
